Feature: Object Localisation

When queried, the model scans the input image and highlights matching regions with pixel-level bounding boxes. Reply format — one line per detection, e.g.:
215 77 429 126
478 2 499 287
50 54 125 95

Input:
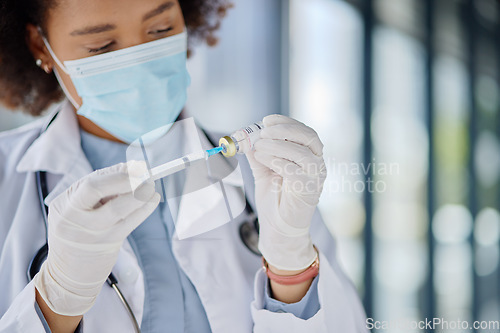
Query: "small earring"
36 59 42 67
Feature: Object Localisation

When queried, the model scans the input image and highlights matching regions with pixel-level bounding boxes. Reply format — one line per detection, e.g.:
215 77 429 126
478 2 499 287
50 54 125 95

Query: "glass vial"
219 122 264 157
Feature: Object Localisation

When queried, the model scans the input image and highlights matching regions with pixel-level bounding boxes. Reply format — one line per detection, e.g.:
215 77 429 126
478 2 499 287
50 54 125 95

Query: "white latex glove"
34 161 160 316
247 115 327 271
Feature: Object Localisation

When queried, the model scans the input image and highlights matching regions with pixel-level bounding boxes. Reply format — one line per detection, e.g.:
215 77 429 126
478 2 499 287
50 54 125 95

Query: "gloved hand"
246 115 327 271
34 161 160 316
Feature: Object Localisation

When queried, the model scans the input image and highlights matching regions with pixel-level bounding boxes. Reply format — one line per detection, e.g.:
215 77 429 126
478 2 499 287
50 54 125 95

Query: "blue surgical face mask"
42 31 191 143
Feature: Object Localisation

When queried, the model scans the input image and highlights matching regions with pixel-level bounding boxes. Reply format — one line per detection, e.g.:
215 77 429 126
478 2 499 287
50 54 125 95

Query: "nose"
118 27 152 50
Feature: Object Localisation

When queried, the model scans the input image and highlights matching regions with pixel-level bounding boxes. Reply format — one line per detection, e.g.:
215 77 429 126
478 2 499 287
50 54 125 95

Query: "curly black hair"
0 0 232 116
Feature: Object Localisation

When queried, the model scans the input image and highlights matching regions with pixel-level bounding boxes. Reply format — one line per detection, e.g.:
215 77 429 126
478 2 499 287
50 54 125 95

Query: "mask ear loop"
37 27 81 109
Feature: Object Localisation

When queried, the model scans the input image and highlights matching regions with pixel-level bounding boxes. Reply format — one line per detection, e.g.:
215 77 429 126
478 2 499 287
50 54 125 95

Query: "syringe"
146 146 224 181
141 120 266 182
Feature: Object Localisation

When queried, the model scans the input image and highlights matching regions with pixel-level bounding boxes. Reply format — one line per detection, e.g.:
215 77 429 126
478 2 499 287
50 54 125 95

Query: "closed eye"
150 27 173 35
88 42 115 54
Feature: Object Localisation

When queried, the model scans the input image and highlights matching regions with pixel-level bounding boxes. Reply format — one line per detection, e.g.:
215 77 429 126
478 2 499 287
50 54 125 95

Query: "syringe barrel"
220 121 264 157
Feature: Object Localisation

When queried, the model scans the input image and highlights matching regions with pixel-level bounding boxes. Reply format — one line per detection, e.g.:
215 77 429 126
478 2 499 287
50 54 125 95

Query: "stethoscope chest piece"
239 215 261 256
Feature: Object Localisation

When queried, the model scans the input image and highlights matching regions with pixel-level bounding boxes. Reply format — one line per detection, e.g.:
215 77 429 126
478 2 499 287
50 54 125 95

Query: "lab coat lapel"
16 100 93 205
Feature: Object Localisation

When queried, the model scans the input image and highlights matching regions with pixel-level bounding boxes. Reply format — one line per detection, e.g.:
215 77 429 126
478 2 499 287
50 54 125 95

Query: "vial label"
231 122 264 154
243 122 263 134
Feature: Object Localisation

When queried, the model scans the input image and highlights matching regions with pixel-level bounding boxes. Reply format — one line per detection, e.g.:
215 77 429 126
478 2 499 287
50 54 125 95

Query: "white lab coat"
0 101 368 333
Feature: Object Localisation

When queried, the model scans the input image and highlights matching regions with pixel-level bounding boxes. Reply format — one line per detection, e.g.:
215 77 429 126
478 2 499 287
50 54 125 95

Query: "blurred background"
1 0 499 331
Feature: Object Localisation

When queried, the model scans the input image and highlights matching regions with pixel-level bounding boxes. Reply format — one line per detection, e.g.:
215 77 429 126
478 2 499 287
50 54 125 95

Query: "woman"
0 0 367 332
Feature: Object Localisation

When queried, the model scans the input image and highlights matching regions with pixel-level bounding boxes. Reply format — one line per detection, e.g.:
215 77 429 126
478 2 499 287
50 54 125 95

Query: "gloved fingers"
131 179 157 202
262 114 304 127
120 192 161 232
49 187 157 236
253 150 326 191
125 160 150 179
246 150 275 179
68 161 148 210
253 151 303 180
281 179 323 207
126 161 155 198
95 186 158 225
260 122 323 157
254 139 323 176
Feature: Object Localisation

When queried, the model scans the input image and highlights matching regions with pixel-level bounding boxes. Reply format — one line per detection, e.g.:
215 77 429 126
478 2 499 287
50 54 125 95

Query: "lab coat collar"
16 100 91 176
16 100 93 205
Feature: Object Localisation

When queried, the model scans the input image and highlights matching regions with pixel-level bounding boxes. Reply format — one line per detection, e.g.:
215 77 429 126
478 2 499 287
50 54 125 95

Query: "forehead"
45 0 180 32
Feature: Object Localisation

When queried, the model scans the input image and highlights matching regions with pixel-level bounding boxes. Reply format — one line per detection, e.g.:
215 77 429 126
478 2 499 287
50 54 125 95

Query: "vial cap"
219 136 237 157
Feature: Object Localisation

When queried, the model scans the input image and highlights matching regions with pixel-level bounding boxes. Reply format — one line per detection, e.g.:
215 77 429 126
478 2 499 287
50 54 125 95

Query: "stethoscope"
27 110 260 332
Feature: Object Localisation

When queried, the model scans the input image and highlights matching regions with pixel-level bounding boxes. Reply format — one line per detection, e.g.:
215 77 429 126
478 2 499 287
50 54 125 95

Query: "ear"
26 24 53 73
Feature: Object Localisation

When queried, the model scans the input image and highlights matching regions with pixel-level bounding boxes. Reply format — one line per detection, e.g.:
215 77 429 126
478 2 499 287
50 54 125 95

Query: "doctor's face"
27 0 186 113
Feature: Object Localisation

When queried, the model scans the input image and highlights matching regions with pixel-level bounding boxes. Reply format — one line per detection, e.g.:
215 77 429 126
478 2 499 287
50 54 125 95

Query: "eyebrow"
142 1 175 22
69 2 174 37
70 24 117 36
